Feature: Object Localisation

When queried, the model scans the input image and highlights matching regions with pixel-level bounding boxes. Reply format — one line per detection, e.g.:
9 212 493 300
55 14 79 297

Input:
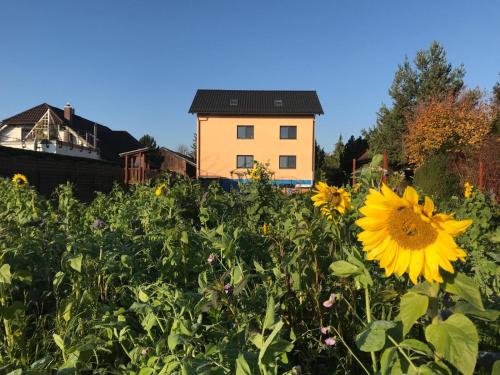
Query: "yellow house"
189 90 323 187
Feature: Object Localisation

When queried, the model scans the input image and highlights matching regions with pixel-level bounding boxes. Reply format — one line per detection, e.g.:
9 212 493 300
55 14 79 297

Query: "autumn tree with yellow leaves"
405 91 493 166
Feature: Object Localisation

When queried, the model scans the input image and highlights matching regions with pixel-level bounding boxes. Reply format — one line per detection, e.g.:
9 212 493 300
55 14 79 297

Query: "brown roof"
2 103 141 162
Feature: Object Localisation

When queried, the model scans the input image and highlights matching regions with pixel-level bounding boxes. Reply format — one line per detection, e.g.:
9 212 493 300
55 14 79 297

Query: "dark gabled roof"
1 103 142 162
2 103 62 125
189 89 324 115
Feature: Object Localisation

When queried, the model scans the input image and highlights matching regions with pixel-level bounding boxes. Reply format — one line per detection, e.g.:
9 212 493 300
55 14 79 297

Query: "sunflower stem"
364 286 378 373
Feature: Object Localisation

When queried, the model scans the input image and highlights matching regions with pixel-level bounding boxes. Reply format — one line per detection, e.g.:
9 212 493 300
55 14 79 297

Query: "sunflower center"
388 207 437 249
328 192 341 206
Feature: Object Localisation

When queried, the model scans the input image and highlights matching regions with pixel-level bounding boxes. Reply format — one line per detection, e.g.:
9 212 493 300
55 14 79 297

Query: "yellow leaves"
405 93 493 166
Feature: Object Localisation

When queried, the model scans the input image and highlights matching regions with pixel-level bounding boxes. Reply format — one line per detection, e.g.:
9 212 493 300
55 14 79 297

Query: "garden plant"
0 159 498 374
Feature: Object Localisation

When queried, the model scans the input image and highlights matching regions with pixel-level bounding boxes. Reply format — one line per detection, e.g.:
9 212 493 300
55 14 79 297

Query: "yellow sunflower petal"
434 216 473 236
422 196 435 217
409 250 424 284
356 217 388 232
403 186 419 206
394 248 411 276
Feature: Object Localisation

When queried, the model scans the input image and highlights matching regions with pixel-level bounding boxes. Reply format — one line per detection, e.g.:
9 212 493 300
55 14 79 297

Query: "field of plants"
0 159 498 375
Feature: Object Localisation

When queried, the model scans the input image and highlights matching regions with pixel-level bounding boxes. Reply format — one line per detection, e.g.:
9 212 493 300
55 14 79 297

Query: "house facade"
0 103 141 162
189 90 323 187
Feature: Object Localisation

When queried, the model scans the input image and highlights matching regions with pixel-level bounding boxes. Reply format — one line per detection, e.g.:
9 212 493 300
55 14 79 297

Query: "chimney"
64 103 74 124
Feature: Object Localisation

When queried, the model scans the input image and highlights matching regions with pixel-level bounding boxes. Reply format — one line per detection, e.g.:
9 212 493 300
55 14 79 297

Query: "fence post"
352 158 356 185
382 151 388 184
479 161 484 190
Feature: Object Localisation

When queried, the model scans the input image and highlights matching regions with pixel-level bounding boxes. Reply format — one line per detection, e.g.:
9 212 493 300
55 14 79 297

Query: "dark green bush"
413 153 459 199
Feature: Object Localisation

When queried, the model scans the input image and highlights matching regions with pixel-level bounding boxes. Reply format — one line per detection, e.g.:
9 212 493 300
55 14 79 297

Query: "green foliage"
414 153 459 200
139 134 159 149
0 169 496 374
447 189 500 303
314 141 326 180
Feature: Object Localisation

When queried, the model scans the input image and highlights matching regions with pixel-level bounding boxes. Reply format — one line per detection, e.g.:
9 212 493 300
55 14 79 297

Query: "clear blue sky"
1 1 498 151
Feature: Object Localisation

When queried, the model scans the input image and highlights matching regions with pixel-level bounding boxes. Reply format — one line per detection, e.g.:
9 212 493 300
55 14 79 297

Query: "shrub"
414 152 460 199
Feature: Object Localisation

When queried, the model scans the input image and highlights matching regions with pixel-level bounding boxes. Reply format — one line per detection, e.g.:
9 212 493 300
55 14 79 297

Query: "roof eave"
190 111 323 116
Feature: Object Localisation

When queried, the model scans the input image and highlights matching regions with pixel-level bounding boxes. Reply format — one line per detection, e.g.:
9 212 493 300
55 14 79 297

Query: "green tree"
323 135 345 184
139 134 158 149
191 132 197 161
366 41 465 168
138 134 164 169
314 141 326 180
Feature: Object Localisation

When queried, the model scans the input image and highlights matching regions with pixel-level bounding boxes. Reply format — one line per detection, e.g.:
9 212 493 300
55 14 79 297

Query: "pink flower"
320 326 329 335
207 254 215 264
322 299 333 308
325 337 336 346
322 293 339 308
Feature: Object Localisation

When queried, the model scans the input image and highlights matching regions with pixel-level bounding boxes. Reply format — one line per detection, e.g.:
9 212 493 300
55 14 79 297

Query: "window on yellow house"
237 125 254 139
280 126 297 139
237 155 254 168
279 155 296 169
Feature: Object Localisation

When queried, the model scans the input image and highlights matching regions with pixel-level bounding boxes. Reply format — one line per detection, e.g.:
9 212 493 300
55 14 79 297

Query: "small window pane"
280 126 297 139
279 155 296 169
237 155 254 168
237 125 254 139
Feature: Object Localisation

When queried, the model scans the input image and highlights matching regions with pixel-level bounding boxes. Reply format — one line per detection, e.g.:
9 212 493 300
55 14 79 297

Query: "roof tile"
189 89 324 115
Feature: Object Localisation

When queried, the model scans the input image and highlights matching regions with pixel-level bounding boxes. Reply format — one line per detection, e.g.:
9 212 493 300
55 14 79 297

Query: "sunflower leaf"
397 292 429 336
450 301 499 321
329 261 360 277
399 339 433 357
443 272 484 311
355 327 386 352
425 313 478 375
379 347 398 375
410 281 439 297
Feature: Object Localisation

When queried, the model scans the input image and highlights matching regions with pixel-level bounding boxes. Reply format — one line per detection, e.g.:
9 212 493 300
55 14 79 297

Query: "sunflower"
311 182 351 219
464 182 473 198
248 166 260 180
355 185 472 284
12 173 28 187
155 184 166 196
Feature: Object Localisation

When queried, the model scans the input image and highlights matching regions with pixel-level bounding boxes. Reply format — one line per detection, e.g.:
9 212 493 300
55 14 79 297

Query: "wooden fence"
0 146 123 201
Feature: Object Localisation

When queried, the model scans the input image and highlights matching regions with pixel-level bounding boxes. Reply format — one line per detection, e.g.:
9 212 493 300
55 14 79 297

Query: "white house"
0 103 141 162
